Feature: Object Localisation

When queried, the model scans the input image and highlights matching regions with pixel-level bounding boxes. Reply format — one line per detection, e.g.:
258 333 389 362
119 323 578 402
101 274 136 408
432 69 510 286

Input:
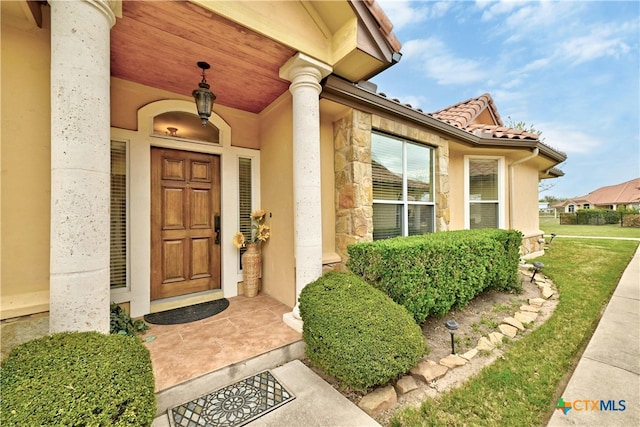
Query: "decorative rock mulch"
358 262 558 417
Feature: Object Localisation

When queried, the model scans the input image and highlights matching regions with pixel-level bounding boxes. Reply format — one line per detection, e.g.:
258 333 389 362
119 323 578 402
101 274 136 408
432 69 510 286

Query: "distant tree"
539 195 561 205
507 116 565 194
507 116 543 139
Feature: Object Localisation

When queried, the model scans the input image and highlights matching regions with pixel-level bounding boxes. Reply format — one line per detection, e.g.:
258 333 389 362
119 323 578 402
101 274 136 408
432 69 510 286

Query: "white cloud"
519 57 552 73
403 38 488 85
479 0 521 22
376 0 428 31
537 123 603 154
501 78 523 89
559 24 634 65
430 1 453 19
476 1 583 43
377 0 454 31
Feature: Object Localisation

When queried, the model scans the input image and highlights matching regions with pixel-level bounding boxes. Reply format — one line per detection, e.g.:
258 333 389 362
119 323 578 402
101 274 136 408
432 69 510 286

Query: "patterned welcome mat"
168 370 295 427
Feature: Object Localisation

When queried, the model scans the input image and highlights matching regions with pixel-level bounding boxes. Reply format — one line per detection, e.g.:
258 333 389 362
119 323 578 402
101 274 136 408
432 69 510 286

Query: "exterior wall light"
531 261 544 282
192 61 216 126
445 319 458 354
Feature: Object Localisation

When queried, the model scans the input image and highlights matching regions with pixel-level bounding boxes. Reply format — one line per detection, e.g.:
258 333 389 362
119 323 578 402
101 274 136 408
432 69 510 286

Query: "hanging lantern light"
192 61 216 126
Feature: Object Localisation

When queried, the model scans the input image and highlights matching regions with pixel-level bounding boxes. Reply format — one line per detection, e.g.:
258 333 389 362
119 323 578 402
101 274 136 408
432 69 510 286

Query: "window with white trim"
110 140 127 289
372 132 435 240
465 157 504 229
238 157 252 269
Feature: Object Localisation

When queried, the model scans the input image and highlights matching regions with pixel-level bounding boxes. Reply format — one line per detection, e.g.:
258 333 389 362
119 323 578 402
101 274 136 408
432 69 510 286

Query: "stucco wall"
1 13 52 319
510 161 541 235
258 96 295 307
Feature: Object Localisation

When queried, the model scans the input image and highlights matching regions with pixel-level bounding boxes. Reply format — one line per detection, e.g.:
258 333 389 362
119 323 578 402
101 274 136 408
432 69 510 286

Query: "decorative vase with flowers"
232 209 270 297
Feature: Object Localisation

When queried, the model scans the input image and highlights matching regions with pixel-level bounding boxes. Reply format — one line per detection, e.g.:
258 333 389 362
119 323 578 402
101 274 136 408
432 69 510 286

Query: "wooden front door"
151 148 221 300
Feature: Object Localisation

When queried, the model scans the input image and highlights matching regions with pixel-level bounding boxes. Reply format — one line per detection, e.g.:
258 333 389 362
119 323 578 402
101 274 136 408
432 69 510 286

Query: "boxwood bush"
1 331 156 426
347 229 522 324
299 271 426 390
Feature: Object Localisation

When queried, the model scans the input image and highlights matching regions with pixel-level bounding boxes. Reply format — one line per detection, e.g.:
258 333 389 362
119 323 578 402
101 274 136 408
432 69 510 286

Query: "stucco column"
49 0 115 333
279 53 332 332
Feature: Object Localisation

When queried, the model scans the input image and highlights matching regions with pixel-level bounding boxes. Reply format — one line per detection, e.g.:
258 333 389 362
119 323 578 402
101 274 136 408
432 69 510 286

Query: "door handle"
214 215 220 244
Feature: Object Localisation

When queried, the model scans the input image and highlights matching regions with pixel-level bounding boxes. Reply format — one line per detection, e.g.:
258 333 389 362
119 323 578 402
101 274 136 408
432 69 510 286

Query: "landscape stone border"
358 263 557 417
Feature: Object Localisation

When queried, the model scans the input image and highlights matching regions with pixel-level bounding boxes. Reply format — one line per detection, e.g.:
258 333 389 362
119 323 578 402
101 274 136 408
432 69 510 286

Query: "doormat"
144 299 229 325
168 370 295 427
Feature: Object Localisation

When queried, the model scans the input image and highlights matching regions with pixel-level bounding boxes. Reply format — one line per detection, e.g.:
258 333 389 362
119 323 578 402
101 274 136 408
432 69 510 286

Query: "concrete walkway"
152 353 379 427
547 246 640 426
247 360 379 427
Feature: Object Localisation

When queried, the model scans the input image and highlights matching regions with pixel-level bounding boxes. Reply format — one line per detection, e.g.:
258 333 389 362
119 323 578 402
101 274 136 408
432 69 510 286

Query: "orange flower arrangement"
232 209 270 248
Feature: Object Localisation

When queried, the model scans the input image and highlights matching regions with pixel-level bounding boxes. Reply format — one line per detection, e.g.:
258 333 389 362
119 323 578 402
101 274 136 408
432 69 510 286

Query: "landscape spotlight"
549 233 557 244
530 261 544 283
445 319 458 355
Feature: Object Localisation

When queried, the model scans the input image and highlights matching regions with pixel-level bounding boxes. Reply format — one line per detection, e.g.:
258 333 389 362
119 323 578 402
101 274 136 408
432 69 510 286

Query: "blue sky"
370 0 639 199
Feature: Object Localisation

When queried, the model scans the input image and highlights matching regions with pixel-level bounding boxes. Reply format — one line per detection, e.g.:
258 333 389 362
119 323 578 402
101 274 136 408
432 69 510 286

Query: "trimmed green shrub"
1 331 156 426
576 209 621 225
347 229 523 324
299 271 427 390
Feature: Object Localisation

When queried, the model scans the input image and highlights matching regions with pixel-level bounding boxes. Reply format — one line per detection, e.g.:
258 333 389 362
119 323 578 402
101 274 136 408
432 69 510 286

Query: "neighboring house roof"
577 178 640 206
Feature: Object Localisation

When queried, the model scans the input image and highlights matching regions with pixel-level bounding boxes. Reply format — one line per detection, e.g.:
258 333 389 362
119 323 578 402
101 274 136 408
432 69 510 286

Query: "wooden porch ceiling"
110 1 297 114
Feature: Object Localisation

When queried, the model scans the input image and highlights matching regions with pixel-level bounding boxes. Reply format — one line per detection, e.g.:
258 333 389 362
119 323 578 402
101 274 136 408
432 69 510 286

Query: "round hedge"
299 271 427 390
1 331 156 426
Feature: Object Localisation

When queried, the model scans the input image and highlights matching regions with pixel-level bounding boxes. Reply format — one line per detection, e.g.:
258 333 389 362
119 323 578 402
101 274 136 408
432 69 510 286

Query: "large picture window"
465 157 504 229
372 132 435 240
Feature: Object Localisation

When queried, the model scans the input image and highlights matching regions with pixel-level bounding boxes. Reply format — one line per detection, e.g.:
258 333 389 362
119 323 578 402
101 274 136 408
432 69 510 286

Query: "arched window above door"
152 111 220 144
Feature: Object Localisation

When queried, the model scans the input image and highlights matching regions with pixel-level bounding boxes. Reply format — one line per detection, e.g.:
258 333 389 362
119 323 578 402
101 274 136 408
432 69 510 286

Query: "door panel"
191 238 211 279
151 148 221 300
163 188 186 229
163 240 186 282
191 189 211 228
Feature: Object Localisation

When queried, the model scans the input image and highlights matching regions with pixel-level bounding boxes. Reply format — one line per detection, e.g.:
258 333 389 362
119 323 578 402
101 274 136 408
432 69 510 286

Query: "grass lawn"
390 237 639 427
539 216 640 239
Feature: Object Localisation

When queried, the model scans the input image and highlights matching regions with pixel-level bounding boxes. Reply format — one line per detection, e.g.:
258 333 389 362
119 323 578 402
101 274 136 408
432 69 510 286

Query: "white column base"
283 311 303 334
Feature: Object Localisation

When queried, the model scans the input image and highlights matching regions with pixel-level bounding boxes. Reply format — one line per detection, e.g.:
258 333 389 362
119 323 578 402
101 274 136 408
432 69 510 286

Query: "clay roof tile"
362 0 402 54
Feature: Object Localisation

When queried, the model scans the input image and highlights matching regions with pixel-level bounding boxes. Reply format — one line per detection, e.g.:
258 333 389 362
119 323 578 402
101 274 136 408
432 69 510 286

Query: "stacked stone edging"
358 264 556 417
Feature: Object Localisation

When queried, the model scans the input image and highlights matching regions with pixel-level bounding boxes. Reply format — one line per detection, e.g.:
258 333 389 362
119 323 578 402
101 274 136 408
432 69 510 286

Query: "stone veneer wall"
333 109 450 266
520 233 545 257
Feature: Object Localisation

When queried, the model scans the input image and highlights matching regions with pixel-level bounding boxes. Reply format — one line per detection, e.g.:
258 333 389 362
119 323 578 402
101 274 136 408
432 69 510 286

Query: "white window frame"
464 156 506 229
372 132 435 238
236 154 261 275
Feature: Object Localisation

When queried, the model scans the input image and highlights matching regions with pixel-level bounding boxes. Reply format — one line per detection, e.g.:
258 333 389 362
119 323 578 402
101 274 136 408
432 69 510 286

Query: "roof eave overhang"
541 166 565 179
345 0 402 80
322 75 568 164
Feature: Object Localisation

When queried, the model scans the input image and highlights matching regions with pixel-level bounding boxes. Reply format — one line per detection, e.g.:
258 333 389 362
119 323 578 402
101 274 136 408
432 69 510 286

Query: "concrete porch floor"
142 294 302 392
1 294 302 394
